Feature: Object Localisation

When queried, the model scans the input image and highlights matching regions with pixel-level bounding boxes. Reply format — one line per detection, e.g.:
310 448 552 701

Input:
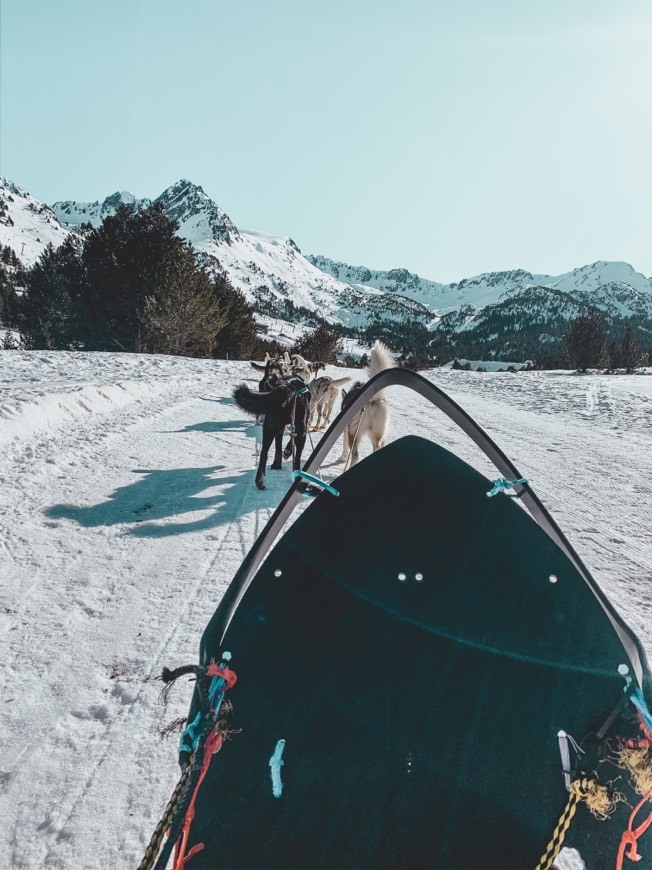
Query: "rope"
172 730 224 869
616 786 652 869
137 761 194 870
139 658 236 870
343 407 365 472
534 778 598 870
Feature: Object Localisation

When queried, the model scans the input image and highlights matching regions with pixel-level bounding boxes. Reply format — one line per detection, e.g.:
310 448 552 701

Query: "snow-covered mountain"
0 177 74 266
3 175 652 356
51 189 142 229
49 180 434 330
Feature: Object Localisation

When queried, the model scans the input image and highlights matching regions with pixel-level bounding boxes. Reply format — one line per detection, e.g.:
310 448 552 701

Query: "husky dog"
336 341 396 467
250 352 288 375
285 352 326 385
308 375 352 430
253 357 286 425
233 375 310 490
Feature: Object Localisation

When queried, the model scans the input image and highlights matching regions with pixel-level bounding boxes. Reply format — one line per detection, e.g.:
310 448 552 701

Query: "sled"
141 369 652 870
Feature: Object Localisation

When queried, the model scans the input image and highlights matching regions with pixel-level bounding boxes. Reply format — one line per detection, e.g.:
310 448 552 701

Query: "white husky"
309 375 352 430
336 341 396 466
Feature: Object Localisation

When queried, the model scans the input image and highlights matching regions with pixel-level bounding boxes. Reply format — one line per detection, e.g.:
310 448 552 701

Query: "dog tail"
366 340 397 380
233 383 282 416
329 376 352 388
250 360 267 372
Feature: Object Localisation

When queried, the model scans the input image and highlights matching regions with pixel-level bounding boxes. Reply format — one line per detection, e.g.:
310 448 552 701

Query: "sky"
1 0 652 282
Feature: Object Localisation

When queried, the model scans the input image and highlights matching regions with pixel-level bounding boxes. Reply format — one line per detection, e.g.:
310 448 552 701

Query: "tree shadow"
44 459 287 538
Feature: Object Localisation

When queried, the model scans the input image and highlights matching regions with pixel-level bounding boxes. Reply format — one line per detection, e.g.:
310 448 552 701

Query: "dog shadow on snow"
44 419 289 537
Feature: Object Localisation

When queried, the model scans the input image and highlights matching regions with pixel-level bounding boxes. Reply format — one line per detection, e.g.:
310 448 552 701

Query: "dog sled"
141 368 652 870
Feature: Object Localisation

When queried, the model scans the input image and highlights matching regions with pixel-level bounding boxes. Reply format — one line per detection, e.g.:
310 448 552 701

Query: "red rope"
205 663 237 690
616 786 652 869
172 729 223 869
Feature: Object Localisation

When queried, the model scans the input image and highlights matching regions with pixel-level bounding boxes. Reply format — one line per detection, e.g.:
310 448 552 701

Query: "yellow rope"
137 755 194 870
534 778 604 870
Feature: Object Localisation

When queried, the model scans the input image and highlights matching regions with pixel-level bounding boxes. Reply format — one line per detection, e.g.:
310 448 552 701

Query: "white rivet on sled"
398 572 407 581
549 574 558 584
274 569 282 577
415 573 424 582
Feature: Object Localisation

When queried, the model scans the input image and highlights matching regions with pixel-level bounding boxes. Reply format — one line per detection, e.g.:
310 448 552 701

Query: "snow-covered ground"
1 351 651 868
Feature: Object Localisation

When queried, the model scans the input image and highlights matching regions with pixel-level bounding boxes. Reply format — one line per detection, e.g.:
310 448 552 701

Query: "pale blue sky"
2 0 651 282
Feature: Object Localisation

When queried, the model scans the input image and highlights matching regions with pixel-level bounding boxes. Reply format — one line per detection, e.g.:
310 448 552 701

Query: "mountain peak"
155 179 239 245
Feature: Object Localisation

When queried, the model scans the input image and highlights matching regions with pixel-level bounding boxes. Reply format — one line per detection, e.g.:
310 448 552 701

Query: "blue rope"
487 477 529 497
179 655 231 754
292 470 340 497
179 712 202 755
631 688 652 734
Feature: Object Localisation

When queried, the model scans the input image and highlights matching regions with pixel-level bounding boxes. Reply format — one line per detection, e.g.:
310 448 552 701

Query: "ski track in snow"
1 353 651 868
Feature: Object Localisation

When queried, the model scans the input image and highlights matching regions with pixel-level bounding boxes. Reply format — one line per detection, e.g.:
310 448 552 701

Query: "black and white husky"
233 374 310 490
337 341 396 466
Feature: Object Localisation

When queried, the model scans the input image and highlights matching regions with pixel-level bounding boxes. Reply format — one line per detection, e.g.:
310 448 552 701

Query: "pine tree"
293 324 343 363
211 273 260 359
80 202 184 351
565 310 607 373
607 339 622 371
17 238 84 349
143 247 226 357
622 326 642 374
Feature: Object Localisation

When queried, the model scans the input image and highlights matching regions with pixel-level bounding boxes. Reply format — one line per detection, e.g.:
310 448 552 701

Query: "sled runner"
141 369 652 870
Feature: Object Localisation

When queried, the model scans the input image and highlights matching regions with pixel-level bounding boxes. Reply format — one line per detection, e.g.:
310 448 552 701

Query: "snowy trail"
0 356 298 868
1 353 651 868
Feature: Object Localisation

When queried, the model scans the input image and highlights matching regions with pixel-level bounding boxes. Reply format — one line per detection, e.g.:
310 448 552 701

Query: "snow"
1 350 652 868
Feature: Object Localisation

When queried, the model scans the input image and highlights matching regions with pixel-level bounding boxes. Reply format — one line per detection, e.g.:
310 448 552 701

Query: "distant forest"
0 204 278 359
0 206 649 371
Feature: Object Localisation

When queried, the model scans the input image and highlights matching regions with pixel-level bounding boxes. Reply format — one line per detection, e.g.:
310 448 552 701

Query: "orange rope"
172 729 223 869
616 786 652 869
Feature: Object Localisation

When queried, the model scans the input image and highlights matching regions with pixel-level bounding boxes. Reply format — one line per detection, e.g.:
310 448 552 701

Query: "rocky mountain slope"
3 175 652 359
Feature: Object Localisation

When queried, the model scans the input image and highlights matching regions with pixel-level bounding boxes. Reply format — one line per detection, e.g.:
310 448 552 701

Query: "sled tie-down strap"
138 658 237 870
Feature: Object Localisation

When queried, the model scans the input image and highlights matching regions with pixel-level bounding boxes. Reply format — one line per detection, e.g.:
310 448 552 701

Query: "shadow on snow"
44 419 290 537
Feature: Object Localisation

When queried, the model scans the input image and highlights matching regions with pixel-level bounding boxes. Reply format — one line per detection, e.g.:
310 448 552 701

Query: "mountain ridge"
2 176 651 360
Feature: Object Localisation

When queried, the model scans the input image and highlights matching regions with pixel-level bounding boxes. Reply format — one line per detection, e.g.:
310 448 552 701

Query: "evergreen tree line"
8 203 275 359
2 207 649 371
565 310 646 373
0 244 25 330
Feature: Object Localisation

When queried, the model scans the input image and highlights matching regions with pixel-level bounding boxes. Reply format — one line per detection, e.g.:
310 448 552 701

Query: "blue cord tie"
179 655 232 754
293 470 340 497
487 477 529 497
619 665 652 733
631 687 652 734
